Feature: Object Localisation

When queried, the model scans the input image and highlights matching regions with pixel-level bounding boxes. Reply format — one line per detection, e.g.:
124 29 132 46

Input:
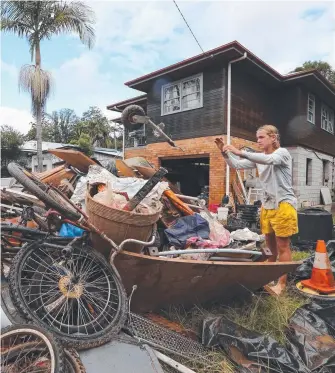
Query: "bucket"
217 207 229 221
86 184 162 257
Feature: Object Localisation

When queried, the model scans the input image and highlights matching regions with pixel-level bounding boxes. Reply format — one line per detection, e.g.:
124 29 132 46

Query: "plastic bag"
201 302 335 373
286 303 335 372
71 165 168 214
202 316 309 373
292 244 335 281
93 182 128 210
208 219 230 247
230 228 261 242
59 223 84 237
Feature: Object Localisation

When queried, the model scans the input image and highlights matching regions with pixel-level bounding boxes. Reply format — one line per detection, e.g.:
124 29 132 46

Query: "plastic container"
217 207 229 221
297 207 333 242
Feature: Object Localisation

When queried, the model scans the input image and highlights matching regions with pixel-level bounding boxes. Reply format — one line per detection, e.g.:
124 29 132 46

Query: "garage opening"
161 157 209 197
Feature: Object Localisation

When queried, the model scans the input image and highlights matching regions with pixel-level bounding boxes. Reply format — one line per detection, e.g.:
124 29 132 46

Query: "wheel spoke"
1 328 55 373
11 245 124 345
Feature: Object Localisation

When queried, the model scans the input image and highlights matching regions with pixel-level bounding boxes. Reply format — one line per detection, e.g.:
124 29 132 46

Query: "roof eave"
106 94 147 111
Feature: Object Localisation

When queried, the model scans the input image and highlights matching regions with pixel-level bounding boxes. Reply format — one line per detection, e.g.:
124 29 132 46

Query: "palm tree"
1 1 95 171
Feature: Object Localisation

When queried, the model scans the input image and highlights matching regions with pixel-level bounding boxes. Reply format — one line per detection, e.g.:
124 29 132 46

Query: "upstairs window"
307 93 315 124
161 73 203 115
321 104 334 134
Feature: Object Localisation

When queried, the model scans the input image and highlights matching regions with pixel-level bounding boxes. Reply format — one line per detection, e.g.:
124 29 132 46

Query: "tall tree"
46 108 78 143
292 61 335 85
25 116 53 142
81 106 113 148
1 125 24 166
1 1 95 171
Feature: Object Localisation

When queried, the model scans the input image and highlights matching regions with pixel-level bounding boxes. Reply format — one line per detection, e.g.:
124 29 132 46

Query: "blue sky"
1 0 334 134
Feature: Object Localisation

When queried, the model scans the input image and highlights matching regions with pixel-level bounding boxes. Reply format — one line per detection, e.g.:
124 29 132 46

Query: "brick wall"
125 135 257 204
287 146 334 206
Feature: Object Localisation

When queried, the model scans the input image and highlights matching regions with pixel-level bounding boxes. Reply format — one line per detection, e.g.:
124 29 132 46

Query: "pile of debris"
1 146 334 373
0 150 268 373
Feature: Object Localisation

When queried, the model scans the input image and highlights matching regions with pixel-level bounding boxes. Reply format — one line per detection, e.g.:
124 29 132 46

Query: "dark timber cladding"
145 64 226 143
230 65 277 141
295 86 334 155
110 41 335 156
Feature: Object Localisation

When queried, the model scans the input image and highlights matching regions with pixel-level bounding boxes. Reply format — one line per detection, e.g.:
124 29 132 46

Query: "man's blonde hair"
257 124 280 149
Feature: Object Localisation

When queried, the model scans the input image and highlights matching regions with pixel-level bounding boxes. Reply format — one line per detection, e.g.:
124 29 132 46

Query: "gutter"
225 52 248 197
108 106 122 113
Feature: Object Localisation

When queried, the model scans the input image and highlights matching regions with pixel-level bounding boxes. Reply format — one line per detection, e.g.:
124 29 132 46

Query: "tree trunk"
36 107 43 172
35 42 43 172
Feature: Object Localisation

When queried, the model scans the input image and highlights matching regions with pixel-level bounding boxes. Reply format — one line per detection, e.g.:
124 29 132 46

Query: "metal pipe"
174 194 200 201
119 235 156 251
226 52 248 196
210 256 253 262
0 203 45 221
185 203 203 210
152 248 261 257
119 225 157 251
122 124 125 160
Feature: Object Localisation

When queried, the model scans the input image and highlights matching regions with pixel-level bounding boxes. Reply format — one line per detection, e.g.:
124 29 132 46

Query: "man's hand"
214 137 225 151
222 144 242 156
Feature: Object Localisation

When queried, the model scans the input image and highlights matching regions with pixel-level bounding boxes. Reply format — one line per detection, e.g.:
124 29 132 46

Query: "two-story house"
107 41 335 206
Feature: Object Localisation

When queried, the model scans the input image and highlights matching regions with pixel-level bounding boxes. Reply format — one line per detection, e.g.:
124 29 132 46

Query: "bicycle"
6 162 156 349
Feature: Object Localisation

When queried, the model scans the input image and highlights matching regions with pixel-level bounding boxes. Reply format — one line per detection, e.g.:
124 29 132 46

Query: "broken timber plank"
232 179 244 204
49 149 96 173
115 159 138 177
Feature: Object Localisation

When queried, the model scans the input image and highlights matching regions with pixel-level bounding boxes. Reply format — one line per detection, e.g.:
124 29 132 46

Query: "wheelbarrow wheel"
121 104 146 129
1 324 65 373
7 162 81 221
9 241 128 350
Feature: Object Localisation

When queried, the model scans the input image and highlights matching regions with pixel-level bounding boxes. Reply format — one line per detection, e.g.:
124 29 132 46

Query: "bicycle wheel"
1 324 65 373
9 242 127 350
7 162 81 221
64 349 86 373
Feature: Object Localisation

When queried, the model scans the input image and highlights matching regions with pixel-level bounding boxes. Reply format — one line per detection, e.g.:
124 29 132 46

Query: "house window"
307 93 315 124
321 104 334 134
306 158 312 186
161 73 203 115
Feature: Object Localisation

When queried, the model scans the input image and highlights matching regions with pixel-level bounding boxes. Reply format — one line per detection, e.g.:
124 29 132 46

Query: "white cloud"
0 107 33 134
1 0 334 120
1 60 18 79
89 0 334 74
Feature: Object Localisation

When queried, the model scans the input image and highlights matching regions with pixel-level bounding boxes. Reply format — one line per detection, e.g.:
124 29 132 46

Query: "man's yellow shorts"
260 202 298 237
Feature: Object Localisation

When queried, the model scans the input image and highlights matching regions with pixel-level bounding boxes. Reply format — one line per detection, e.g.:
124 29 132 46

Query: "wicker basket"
86 185 161 257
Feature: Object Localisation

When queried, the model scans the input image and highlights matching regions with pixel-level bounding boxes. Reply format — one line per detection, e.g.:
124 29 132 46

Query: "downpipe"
225 52 248 196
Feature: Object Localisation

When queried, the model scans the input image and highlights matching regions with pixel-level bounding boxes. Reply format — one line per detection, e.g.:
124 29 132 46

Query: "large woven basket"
86 185 161 257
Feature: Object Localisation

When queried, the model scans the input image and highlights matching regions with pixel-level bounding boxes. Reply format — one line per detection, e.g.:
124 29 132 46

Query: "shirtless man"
215 125 298 295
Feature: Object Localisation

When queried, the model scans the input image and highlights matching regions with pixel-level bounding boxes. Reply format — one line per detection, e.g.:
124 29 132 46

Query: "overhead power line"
172 0 205 54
